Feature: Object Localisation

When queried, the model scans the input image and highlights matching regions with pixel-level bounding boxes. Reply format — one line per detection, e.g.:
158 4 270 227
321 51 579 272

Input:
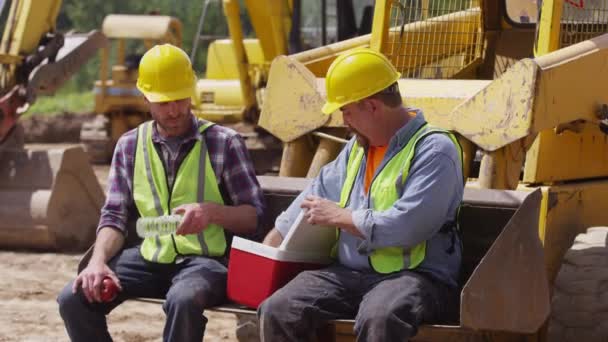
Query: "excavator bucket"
0 146 104 251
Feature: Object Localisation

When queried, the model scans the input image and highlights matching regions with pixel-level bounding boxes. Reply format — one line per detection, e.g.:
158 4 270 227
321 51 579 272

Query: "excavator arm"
0 0 107 145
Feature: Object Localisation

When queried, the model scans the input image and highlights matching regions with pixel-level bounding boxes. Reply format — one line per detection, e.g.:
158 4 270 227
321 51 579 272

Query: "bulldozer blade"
0 146 104 251
26 30 108 104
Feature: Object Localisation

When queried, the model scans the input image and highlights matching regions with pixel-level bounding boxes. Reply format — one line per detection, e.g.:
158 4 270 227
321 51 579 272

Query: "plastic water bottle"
136 215 183 238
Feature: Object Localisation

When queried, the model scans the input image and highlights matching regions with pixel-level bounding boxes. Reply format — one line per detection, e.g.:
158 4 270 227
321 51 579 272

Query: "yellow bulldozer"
251 0 608 340
0 0 107 251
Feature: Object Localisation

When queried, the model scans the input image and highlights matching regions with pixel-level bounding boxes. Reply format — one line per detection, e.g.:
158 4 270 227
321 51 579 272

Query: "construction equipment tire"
548 226 608 342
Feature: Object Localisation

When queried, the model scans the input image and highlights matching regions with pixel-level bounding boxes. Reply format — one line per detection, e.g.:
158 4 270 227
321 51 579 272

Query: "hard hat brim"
321 101 341 115
137 86 194 103
321 72 402 115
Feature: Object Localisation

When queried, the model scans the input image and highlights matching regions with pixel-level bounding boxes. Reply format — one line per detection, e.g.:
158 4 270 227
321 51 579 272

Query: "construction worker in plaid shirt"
58 44 265 342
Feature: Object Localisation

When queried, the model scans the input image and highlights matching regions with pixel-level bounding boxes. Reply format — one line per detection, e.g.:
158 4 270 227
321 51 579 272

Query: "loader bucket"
458 188 549 333
257 176 550 335
0 146 104 251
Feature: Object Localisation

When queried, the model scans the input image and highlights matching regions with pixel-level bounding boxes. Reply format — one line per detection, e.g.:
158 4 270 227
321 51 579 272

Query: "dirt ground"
0 250 240 341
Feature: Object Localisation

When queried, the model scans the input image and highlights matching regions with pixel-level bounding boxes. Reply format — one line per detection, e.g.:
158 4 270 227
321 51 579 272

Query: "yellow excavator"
0 0 106 251
0 0 373 246
0 0 376 247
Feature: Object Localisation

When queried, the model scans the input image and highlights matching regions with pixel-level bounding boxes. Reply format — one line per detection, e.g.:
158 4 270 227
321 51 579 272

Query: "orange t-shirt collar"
364 145 388 194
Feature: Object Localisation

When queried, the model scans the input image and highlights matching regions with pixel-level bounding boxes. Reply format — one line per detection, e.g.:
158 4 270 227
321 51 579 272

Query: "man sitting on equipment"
258 48 464 341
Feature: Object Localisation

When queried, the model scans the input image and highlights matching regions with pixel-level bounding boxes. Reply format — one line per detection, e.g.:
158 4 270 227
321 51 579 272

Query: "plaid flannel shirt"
98 115 265 237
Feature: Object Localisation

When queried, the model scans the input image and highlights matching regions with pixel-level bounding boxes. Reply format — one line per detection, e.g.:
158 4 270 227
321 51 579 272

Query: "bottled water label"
136 215 183 238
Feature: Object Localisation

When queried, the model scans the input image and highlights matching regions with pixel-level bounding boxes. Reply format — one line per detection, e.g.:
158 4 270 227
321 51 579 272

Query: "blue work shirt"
275 110 463 288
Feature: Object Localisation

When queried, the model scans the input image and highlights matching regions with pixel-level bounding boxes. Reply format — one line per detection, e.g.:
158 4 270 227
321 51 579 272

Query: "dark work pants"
257 264 458 342
57 246 227 342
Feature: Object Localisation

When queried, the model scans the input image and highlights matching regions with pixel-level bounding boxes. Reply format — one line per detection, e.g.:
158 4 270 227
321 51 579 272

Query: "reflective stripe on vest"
333 124 462 274
134 120 227 263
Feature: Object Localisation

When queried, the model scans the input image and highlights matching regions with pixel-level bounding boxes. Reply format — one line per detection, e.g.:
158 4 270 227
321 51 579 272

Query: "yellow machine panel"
524 125 608 183
205 39 266 80
101 14 182 44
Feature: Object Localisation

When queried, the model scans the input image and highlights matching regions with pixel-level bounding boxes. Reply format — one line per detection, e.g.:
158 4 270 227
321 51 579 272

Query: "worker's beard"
348 126 369 149
155 112 192 138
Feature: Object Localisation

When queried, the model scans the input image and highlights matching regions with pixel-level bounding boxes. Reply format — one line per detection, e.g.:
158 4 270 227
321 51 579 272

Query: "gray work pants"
57 246 227 342
258 264 458 342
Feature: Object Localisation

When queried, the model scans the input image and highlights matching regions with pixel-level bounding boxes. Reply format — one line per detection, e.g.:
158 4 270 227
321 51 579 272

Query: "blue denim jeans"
57 246 227 342
258 264 458 342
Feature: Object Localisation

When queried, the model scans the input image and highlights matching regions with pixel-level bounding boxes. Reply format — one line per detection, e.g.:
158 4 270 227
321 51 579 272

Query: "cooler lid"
279 210 335 256
231 237 333 264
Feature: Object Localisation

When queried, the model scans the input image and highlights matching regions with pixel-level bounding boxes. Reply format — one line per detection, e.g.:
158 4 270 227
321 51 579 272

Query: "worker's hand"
301 195 345 226
301 195 362 238
173 202 218 235
72 261 122 303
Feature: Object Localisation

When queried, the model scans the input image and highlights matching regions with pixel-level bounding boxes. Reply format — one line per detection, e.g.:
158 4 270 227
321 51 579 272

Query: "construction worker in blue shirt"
258 48 464 341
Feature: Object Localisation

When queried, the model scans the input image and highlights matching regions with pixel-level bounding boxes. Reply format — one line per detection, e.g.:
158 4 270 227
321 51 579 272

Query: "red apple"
100 277 119 302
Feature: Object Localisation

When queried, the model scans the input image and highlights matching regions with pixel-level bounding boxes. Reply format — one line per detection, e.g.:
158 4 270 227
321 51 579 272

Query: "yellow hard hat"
136 44 196 103
321 48 400 115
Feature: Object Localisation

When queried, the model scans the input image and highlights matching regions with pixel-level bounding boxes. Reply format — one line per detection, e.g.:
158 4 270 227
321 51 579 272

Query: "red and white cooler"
227 211 335 308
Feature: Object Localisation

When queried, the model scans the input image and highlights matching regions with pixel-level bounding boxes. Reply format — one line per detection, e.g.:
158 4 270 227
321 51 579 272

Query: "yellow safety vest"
334 124 462 273
134 120 226 263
